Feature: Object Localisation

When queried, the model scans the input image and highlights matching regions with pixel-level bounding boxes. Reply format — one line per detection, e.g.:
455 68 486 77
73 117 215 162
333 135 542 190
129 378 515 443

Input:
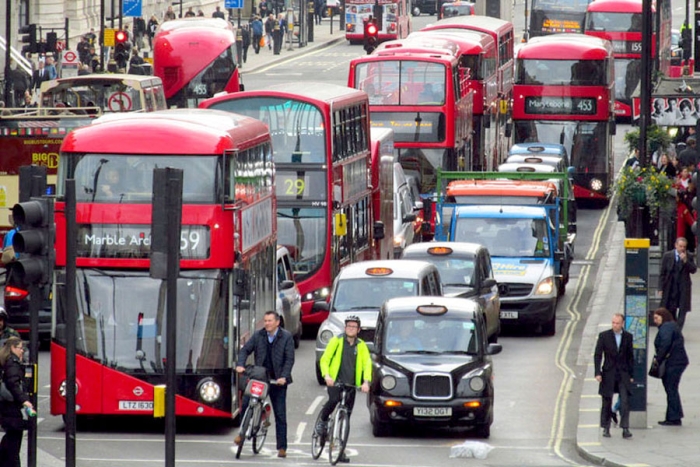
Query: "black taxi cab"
369 296 502 438
401 242 500 343
313 260 442 384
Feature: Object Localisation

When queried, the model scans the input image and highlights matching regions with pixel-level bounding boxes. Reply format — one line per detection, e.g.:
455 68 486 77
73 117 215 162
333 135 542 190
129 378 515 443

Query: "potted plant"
615 166 674 219
623 125 672 156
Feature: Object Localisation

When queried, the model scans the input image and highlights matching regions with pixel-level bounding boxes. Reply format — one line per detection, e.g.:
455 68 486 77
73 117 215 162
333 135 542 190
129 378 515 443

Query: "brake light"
4 285 29 301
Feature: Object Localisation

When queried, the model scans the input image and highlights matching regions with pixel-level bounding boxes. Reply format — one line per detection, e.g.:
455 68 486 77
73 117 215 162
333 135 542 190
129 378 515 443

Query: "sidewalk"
236 18 346 74
576 218 700 467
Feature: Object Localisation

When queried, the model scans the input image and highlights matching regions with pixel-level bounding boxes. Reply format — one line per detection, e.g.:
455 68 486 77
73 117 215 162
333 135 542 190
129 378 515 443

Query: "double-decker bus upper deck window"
516 59 606 86
354 61 446 106
207 97 326 164
65 154 220 203
586 12 642 32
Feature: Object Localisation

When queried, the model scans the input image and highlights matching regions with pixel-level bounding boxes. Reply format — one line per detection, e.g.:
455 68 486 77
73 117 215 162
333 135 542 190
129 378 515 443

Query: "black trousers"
662 364 686 422
320 386 356 421
601 385 630 429
0 426 23 467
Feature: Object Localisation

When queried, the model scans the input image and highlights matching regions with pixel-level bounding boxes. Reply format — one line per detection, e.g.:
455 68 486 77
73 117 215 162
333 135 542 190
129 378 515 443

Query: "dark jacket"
654 321 689 368
236 327 295 384
594 328 634 397
1 354 30 430
659 249 697 313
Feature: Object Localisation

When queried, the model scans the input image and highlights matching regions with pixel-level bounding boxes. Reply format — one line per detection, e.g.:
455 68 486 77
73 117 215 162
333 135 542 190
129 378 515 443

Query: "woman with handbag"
0 336 34 467
653 308 689 427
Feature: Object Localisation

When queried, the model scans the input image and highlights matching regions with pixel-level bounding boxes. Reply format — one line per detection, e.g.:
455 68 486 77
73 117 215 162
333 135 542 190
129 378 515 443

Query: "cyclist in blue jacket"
317 315 372 463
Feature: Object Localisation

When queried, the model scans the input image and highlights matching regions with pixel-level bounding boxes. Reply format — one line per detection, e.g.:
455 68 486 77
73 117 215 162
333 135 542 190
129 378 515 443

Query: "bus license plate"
118 401 154 411
500 311 518 319
414 407 451 417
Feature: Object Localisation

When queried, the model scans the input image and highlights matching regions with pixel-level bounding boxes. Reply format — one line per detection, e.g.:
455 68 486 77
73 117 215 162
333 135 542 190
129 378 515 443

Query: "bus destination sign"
369 112 444 143
276 169 327 202
525 96 597 116
611 40 641 54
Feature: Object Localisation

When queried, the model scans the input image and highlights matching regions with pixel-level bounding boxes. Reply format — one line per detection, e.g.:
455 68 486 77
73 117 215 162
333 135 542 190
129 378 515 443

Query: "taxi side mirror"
486 343 502 355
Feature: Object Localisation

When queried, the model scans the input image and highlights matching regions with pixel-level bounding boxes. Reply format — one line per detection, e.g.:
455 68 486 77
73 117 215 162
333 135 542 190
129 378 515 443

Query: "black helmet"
0 307 7 321
344 315 361 328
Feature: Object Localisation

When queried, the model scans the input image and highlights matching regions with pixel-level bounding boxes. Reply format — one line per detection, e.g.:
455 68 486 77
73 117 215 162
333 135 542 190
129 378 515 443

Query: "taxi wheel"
474 423 490 439
370 405 391 437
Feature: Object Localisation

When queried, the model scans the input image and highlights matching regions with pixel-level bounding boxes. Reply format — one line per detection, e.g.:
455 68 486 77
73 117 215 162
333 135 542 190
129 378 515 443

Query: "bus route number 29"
284 178 306 196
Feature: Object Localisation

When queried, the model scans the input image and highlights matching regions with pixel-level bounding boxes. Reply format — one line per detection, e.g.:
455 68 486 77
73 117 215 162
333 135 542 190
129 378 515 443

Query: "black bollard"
308 1 315 42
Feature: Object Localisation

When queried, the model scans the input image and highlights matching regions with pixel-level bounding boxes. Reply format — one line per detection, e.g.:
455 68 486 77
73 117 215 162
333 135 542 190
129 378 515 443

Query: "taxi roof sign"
427 246 453 255
366 267 393 276
416 305 448 315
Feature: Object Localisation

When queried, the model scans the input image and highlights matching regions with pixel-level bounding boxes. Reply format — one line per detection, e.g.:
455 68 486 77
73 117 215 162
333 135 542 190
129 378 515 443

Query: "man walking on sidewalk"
594 313 634 439
659 237 697 331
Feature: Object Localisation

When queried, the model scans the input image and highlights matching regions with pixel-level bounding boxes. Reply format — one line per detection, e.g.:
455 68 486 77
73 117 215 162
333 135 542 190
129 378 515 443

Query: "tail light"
4 285 29 301
389 23 396 32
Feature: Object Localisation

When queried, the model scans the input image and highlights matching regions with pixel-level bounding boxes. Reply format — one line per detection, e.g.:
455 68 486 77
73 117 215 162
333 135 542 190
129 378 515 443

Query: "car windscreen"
332 278 418 311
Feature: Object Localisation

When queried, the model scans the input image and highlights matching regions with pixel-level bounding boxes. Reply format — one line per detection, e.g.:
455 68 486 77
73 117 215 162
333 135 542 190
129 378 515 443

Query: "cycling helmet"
0 307 7 321
344 315 361 328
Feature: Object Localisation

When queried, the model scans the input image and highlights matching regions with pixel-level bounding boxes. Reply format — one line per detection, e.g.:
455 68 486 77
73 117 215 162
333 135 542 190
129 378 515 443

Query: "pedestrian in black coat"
659 237 697 331
241 24 251 63
594 313 634 439
234 311 295 458
653 308 689 426
0 336 34 467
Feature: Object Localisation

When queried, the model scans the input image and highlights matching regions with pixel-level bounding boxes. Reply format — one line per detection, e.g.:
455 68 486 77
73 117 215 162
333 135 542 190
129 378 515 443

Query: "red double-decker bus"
201 83 389 327
420 15 514 162
345 0 411 43
401 30 499 170
584 0 672 118
512 34 615 203
154 18 243 109
50 110 276 419
349 51 472 189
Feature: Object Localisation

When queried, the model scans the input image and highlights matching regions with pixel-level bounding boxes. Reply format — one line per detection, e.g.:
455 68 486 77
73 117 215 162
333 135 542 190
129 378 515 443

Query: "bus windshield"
354 61 447 105
43 83 147 112
278 207 327 281
206 97 326 164
513 121 608 173
454 217 551 257
516 59 607 86
614 58 641 105
531 0 590 12
59 154 221 203
58 269 227 372
586 12 642 32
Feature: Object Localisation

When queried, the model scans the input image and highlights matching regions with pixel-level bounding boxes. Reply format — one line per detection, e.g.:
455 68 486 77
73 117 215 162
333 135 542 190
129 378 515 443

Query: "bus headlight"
304 287 330 302
198 378 221 403
535 277 555 295
590 178 603 192
58 380 78 398
381 375 397 391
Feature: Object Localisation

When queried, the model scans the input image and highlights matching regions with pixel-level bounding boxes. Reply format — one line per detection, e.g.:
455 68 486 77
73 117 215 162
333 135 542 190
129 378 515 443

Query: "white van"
276 246 303 348
393 163 418 257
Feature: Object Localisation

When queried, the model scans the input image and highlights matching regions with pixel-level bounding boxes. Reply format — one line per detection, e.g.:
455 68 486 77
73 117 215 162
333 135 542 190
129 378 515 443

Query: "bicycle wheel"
328 409 349 465
236 405 253 459
311 412 326 459
252 405 267 454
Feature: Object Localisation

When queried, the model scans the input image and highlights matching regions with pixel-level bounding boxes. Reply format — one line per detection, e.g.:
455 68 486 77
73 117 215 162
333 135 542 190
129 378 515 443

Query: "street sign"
62 50 78 64
104 28 116 47
123 0 143 17
225 0 244 9
108 92 133 111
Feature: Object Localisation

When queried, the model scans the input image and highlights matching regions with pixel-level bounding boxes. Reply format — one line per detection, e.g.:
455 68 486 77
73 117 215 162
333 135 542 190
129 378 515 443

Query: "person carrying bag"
652 308 689 427
0 336 35 466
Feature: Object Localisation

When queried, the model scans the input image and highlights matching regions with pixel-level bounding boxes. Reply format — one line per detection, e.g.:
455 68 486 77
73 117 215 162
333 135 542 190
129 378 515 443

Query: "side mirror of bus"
279 280 295 291
373 221 385 240
233 268 248 297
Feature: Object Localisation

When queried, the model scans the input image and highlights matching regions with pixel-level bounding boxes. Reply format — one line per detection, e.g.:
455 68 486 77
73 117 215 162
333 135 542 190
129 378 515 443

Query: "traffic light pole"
27 283 39 467
65 180 77 467
4 0 11 105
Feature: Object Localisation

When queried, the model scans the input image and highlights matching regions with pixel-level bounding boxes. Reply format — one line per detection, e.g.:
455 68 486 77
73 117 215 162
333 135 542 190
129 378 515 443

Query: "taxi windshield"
332 278 418 311
384 318 478 354
406 255 475 287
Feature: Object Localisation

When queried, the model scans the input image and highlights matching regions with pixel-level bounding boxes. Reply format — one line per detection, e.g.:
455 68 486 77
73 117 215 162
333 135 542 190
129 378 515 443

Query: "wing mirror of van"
403 213 417 223
413 200 424 212
311 300 330 313
373 221 385 240
279 280 295 291
482 278 497 291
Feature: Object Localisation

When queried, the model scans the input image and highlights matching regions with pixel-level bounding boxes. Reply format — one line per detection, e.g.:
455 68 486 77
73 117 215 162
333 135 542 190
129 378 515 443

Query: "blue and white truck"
434 171 575 335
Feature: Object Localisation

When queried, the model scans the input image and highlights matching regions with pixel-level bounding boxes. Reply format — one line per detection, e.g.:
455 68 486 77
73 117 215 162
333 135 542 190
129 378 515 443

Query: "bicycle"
311 382 358 465
235 366 274 459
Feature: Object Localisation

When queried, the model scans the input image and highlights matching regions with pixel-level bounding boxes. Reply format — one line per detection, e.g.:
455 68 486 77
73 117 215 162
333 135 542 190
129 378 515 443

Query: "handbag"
1 245 16 265
648 356 666 379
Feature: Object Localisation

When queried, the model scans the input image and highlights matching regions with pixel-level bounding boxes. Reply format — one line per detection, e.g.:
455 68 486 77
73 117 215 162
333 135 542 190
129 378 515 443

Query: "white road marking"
306 395 324 415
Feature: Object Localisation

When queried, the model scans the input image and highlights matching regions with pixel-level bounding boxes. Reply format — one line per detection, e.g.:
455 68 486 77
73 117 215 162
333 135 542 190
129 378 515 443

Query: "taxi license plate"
500 311 518 319
118 401 154 411
413 407 452 417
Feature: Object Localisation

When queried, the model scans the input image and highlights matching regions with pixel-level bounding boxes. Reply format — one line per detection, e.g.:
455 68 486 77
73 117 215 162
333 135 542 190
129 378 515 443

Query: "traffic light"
11 198 54 287
46 32 58 54
114 30 129 68
363 18 379 55
681 26 693 61
19 24 37 55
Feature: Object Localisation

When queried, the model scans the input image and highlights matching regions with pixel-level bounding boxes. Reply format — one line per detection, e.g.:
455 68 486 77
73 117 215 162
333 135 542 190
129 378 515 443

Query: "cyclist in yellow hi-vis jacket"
317 315 372 463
